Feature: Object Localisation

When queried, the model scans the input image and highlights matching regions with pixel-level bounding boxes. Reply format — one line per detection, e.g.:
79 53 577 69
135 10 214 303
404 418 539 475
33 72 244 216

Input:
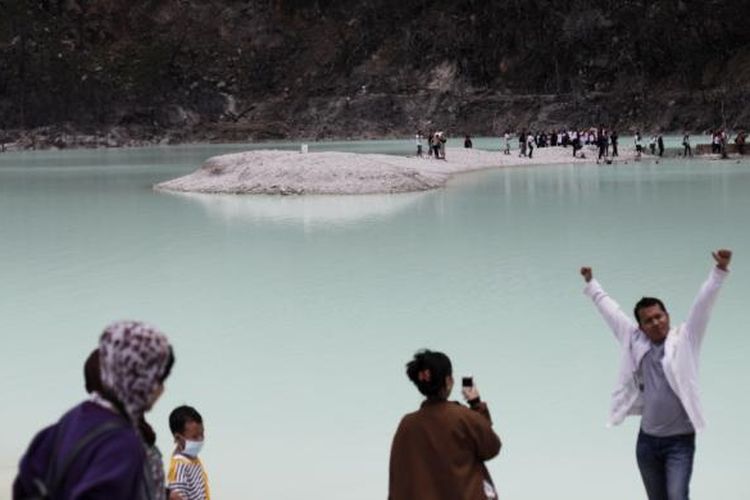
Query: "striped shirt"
167 453 210 500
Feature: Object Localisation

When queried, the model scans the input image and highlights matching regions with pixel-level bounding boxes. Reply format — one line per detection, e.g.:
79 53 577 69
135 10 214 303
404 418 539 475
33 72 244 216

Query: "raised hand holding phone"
461 375 480 402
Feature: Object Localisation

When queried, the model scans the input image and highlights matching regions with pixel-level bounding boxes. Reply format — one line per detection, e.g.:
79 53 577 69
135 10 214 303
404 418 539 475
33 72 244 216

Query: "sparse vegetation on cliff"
1 0 749 147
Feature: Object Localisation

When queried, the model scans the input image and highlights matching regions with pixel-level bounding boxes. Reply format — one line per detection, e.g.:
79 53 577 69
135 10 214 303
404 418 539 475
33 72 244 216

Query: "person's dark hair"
139 417 157 446
169 405 203 435
84 348 103 394
406 349 452 398
634 297 668 324
160 346 175 383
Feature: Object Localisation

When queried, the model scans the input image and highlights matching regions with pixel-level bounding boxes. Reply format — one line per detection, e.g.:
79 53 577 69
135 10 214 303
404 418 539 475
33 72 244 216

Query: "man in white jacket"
580 249 732 500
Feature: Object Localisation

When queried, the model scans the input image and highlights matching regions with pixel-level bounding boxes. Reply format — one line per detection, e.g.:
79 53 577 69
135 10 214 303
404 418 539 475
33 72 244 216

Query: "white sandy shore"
154 145 639 195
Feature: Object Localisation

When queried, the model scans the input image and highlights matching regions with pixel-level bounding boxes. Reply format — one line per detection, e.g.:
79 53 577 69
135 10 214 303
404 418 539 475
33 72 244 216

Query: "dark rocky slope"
2 0 749 148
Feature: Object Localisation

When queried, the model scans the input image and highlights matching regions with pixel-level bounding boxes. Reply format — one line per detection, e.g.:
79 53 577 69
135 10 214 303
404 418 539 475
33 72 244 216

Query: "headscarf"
98 320 172 425
87 342 168 500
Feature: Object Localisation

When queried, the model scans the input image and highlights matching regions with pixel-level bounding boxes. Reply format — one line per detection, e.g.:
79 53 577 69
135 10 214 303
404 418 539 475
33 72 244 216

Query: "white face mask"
182 439 204 457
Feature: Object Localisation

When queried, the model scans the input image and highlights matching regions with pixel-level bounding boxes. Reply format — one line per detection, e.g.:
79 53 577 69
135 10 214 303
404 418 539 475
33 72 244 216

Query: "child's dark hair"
633 297 668 324
169 405 203 435
406 349 452 398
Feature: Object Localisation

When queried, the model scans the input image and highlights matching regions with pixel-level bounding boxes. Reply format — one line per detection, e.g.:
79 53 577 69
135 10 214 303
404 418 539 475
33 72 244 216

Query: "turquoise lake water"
1 139 748 499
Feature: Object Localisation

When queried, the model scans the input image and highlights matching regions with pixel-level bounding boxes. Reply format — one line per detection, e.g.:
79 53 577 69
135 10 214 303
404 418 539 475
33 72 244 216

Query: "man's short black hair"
633 297 668 324
169 405 203 435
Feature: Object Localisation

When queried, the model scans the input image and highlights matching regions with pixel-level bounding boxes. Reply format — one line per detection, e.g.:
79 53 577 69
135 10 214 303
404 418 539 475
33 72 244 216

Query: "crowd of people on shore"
415 131 448 159
709 128 746 158
12 248 734 500
510 127 621 160
416 127 625 161
415 127 749 161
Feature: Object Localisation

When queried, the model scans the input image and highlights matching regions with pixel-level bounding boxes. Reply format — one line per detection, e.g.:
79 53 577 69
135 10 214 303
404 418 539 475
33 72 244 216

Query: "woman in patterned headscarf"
97 320 174 425
85 342 171 499
14 320 175 500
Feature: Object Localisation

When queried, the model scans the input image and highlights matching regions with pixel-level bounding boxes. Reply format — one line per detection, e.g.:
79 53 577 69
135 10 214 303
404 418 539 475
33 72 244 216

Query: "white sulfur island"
154 145 636 195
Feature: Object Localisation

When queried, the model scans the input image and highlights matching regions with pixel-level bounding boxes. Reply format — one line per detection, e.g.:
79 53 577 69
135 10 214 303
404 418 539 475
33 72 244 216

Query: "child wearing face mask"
167 405 210 500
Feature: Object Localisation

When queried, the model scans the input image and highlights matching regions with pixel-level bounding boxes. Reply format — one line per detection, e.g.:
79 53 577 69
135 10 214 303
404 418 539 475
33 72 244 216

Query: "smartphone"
462 376 473 387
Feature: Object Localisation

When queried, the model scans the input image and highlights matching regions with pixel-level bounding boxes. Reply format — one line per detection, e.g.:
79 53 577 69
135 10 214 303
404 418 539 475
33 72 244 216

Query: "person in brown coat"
388 350 502 500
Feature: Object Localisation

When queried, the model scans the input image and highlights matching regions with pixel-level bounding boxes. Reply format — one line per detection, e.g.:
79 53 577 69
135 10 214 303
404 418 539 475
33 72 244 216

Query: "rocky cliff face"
2 0 749 147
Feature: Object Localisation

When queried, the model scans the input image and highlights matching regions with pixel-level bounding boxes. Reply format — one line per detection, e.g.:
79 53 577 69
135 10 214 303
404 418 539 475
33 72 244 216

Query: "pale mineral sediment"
154 145 636 195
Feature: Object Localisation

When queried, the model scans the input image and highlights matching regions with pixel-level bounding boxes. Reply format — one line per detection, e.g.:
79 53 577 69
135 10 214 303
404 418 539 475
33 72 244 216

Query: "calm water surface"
1 140 748 499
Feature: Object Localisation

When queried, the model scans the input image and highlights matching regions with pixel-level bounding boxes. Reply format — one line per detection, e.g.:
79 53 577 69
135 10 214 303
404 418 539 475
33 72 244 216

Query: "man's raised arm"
581 266 638 343
684 249 732 347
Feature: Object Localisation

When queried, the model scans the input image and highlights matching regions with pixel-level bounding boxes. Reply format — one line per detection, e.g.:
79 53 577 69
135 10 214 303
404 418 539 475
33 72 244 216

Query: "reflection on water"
165 190 429 228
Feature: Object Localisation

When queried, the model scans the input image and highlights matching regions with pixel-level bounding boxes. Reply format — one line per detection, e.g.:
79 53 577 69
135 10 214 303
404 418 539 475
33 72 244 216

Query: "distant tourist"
735 130 746 155
634 131 643 159
503 131 511 155
604 129 610 157
518 130 526 157
720 129 729 159
526 132 535 159
14 321 175 500
597 128 607 160
682 132 692 157
431 132 442 159
580 249 732 500
649 134 657 155
388 349 501 500
464 135 473 148
561 130 570 147
167 405 210 500
657 134 665 157
610 130 619 157
438 131 447 160
711 130 721 154
415 131 424 158
571 130 581 158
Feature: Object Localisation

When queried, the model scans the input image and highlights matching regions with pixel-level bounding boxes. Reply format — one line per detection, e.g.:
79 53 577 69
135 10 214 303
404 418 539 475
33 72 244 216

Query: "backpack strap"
45 419 129 495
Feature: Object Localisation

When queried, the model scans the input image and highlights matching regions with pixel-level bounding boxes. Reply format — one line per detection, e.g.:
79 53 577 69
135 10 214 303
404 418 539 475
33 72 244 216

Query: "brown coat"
388 399 502 500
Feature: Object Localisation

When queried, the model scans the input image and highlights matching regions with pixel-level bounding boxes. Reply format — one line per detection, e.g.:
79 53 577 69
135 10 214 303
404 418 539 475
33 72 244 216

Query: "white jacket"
583 267 728 431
